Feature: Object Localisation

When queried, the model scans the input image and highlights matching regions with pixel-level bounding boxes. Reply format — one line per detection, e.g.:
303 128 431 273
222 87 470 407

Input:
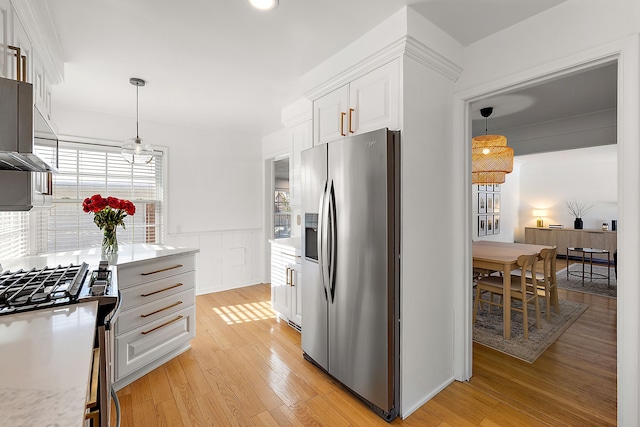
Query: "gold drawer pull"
141 283 184 297
141 315 184 335
140 264 184 276
140 301 183 318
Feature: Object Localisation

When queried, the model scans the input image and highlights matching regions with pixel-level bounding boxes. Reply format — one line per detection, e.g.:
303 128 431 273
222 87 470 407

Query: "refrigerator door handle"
328 181 337 302
318 180 329 301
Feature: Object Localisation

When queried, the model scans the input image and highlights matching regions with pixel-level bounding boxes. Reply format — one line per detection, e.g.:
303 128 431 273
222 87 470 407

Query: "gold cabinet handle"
340 112 346 136
7 45 21 81
141 282 184 297
290 269 295 287
141 315 184 335
20 55 26 82
285 267 291 286
140 301 183 318
348 108 354 133
141 264 184 276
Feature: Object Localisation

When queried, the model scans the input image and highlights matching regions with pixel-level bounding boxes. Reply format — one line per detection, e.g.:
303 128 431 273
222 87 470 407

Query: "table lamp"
533 209 548 227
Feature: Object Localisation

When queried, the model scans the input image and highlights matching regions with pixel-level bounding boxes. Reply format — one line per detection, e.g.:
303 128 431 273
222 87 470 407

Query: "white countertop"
1 243 199 272
269 237 301 250
0 301 98 427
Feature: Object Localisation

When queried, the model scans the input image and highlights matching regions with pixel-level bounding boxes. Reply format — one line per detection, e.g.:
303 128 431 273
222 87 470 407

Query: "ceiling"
41 0 567 139
471 62 617 134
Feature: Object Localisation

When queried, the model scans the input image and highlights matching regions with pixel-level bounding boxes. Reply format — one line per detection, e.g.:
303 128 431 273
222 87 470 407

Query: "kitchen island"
1 243 200 393
0 301 98 427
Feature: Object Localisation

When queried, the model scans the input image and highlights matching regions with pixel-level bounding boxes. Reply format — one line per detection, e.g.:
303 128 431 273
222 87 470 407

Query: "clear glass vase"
102 225 118 254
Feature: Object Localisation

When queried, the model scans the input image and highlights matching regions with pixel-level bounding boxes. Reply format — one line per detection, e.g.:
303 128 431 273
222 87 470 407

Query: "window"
32 140 165 253
274 190 291 238
0 212 29 259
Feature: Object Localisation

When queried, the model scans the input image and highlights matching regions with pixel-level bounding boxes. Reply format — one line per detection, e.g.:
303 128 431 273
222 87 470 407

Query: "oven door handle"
111 385 121 427
104 290 122 331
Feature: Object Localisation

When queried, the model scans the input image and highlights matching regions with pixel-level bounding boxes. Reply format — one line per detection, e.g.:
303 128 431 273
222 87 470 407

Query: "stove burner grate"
0 263 89 315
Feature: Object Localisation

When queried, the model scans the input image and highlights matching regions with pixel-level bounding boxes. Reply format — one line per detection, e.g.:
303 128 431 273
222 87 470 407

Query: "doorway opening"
466 60 619 423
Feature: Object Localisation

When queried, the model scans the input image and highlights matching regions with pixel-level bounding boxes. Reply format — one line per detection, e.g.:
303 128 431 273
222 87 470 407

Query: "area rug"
473 295 588 363
556 265 617 298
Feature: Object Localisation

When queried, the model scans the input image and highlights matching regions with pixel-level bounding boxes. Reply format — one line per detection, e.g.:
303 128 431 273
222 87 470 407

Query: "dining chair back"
473 253 541 339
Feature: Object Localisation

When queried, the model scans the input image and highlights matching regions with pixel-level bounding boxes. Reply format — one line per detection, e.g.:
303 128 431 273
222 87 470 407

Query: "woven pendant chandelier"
472 107 513 184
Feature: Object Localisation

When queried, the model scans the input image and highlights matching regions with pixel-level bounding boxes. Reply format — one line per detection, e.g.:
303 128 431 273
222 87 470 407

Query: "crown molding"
303 35 463 101
404 35 463 83
281 98 312 127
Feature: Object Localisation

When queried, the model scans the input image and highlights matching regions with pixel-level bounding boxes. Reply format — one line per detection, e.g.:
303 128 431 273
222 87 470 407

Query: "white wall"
52 106 266 292
517 145 617 241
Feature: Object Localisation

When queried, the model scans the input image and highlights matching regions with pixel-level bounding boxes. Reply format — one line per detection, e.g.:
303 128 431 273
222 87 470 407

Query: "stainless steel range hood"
0 76 57 172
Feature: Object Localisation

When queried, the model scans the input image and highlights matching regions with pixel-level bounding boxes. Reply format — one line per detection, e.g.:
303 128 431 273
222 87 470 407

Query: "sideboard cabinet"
524 227 617 259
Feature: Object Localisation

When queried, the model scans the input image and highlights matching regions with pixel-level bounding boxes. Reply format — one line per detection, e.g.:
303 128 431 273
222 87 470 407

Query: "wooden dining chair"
473 253 541 339
537 247 560 320
511 247 560 321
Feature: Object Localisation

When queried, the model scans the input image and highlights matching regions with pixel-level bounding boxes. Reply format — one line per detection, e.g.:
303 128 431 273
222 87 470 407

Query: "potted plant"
566 200 597 229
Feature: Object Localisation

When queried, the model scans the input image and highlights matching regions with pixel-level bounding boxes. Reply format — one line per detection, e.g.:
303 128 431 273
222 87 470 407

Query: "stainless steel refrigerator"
301 128 400 421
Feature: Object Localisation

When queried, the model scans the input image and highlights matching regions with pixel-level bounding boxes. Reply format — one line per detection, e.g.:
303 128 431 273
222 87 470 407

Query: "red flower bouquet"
82 194 136 253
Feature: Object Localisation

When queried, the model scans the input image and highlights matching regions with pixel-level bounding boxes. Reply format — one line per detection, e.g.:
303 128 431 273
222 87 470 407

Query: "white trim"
403 36 463 83
304 35 463 102
453 34 640 426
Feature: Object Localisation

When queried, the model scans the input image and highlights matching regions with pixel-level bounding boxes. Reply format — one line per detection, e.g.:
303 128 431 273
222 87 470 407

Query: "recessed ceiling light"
249 0 278 11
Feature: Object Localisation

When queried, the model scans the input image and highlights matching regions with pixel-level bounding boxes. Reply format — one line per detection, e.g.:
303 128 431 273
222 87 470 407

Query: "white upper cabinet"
10 6 31 83
313 85 349 145
289 120 312 207
0 0 9 78
32 51 52 118
313 58 400 145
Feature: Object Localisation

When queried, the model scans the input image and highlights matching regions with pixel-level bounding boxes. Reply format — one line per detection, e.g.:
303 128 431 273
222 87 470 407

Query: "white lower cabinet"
270 240 302 330
114 252 196 389
289 261 302 328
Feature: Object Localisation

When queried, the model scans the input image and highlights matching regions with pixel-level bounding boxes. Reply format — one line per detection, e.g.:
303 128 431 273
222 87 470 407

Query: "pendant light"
471 107 513 184
121 77 154 164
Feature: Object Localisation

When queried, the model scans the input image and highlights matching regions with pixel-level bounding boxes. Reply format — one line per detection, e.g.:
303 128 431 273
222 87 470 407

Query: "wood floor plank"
115 278 617 427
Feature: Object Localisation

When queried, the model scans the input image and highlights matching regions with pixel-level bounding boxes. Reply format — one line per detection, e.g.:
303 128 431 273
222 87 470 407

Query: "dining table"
472 240 554 339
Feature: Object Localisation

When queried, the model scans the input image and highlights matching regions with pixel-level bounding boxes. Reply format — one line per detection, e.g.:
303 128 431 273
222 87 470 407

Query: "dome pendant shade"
122 78 154 164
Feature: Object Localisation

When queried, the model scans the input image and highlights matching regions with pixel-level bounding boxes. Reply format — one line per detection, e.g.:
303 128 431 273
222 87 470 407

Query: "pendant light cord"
136 84 140 139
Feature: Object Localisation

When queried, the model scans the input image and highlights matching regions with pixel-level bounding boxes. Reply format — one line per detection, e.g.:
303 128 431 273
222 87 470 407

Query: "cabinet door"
10 7 31 83
348 59 400 135
290 263 302 328
270 244 291 320
313 85 349 145
0 0 9 78
289 120 312 206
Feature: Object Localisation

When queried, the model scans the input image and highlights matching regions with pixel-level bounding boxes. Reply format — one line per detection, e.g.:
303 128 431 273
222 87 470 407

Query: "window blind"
33 140 165 254
0 212 29 260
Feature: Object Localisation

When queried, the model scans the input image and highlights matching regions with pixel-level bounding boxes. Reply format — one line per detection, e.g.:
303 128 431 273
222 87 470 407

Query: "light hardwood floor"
113 259 617 426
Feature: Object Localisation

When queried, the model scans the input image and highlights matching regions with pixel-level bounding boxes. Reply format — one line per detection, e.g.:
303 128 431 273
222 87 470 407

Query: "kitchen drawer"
119 271 195 312
116 288 195 334
117 255 195 288
115 305 195 380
